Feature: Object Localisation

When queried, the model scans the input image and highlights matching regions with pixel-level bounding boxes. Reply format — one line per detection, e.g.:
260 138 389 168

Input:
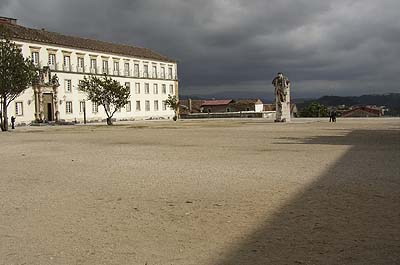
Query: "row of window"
31 51 176 79
65 100 168 114
64 79 174 95
129 82 174 95
13 100 170 116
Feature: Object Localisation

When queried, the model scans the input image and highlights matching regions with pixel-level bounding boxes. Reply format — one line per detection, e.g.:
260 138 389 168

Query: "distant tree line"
299 102 329 117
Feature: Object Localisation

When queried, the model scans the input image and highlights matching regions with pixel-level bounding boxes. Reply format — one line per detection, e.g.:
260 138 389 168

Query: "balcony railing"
102 68 109 74
63 64 71 72
41 62 178 80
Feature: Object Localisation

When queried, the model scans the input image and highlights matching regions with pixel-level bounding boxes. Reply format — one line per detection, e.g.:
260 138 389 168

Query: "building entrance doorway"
43 93 54 121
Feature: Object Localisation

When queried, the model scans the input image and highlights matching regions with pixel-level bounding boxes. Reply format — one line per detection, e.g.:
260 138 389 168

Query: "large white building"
0 17 178 125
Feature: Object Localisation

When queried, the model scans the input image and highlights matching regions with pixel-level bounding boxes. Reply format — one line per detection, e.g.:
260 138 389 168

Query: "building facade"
0 17 178 125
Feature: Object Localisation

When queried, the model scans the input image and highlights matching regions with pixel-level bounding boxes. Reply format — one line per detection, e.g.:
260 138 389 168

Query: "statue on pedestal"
272 72 291 122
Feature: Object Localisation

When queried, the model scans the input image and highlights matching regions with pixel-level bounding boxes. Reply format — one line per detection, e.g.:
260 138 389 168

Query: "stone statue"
51 74 60 87
272 72 291 122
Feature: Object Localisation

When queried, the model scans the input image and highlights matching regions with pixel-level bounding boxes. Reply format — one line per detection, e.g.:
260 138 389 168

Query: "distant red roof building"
201 100 233 106
342 106 382 117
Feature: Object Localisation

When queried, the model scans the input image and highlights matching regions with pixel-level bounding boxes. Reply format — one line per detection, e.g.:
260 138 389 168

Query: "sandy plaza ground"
0 118 399 265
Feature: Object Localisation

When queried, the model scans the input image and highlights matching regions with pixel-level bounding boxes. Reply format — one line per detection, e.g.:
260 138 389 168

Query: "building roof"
234 99 263 105
342 106 381 117
201 99 233 106
0 20 176 63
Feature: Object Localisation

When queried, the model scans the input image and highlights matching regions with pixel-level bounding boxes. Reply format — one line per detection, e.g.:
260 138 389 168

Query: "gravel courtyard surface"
0 118 399 265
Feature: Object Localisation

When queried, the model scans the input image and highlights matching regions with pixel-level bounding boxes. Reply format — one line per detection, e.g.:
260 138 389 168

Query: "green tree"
0 38 37 131
165 94 179 121
78 74 130 125
300 101 329 117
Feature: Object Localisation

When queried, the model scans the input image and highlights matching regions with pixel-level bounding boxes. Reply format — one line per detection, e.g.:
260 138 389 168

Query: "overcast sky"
2 0 400 99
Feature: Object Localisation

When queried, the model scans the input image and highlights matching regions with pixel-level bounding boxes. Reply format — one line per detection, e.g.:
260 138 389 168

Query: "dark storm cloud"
2 0 400 99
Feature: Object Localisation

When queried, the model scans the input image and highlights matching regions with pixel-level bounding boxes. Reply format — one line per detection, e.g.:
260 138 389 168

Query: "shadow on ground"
217 129 400 265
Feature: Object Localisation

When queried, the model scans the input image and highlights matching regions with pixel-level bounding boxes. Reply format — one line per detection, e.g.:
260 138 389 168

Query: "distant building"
229 99 264 112
179 99 204 114
0 17 178 124
200 100 233 113
179 98 265 118
342 106 382 117
197 99 264 113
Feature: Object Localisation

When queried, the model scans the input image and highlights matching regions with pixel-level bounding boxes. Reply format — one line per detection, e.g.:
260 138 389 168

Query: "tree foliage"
78 74 130 125
0 37 37 131
300 101 329 117
165 94 179 121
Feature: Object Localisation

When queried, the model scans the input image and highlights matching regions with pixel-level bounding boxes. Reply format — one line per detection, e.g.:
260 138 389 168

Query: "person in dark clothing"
329 110 337 122
11 116 16 129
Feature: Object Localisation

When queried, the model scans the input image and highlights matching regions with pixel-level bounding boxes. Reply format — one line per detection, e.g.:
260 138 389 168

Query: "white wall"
255 103 263 112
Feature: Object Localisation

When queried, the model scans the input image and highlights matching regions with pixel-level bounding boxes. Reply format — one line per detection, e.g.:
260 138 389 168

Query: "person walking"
11 116 16 129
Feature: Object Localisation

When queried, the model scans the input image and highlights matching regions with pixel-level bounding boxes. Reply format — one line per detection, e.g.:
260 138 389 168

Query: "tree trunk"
1 99 8 131
106 117 113 125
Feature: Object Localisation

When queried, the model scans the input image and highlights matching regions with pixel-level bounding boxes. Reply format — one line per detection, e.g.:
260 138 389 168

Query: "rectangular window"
113 61 119 75
125 82 130 89
169 84 174 95
102 60 109 74
154 100 159 111
145 100 150 111
124 62 130 76
65 79 72 93
136 101 141 111
66 101 73 114
168 67 173 79
31 51 39 66
134 63 139 77
162 100 167 111
77 57 84 72
143 65 149 78
92 102 98 113
152 65 157 78
153 84 158 94
161 67 165 79
126 101 131 112
63 55 71 71
145 83 150 94
48 54 56 69
79 101 86 113
90 59 97 74
15 102 23 116
162 84 166 94
135 83 140 94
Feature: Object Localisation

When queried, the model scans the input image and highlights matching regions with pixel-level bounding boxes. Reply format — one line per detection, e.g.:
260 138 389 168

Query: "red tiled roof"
0 22 176 62
342 107 381 117
201 100 233 106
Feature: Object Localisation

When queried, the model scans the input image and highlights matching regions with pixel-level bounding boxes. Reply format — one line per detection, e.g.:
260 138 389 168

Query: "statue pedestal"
276 101 291 122
275 88 291 122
